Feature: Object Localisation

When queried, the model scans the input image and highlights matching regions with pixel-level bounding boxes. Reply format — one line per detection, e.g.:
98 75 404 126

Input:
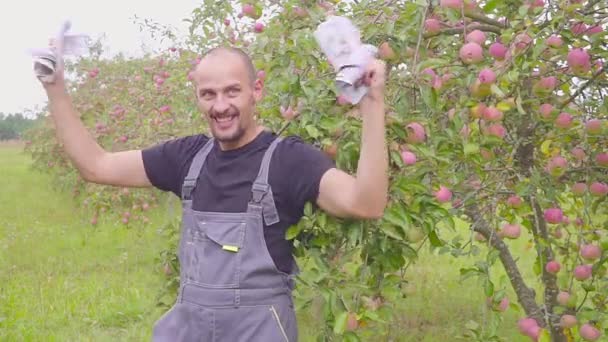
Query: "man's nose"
213 95 230 113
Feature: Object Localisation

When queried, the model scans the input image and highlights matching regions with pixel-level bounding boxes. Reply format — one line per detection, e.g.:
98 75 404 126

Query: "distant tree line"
0 113 42 140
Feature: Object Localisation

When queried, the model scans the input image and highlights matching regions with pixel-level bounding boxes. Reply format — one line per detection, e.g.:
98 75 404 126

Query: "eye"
199 90 214 100
227 88 240 97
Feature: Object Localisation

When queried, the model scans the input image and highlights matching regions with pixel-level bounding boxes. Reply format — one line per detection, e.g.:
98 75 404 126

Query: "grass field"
0 142 537 341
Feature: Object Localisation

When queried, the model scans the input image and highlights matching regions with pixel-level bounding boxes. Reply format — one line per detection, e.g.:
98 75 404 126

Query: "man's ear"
253 78 264 102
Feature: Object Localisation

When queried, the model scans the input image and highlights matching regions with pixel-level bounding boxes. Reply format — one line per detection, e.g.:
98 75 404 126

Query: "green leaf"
428 230 444 247
415 58 450 73
538 328 551 342
464 143 480 156
285 224 301 240
484 278 494 297
381 224 405 240
333 311 348 335
490 84 506 98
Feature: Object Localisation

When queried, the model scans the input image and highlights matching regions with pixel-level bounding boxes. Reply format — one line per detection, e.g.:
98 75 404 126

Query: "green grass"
1 142 539 341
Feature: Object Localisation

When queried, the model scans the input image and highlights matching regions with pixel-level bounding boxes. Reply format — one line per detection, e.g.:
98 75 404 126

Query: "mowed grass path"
0 143 168 341
1 142 534 341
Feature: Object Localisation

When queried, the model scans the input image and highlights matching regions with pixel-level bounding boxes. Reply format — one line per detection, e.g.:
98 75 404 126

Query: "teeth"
215 116 235 123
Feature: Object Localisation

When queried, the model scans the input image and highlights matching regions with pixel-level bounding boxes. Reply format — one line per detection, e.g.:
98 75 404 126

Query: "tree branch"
464 10 508 28
464 203 544 324
559 64 608 110
424 24 501 39
531 196 568 342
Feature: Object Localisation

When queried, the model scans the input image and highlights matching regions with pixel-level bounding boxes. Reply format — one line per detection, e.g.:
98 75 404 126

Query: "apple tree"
23 0 607 341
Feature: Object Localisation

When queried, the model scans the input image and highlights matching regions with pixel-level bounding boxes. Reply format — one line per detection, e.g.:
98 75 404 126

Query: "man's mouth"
213 115 237 123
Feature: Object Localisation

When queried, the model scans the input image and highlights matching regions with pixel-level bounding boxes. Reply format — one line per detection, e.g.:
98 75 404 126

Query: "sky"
0 0 202 117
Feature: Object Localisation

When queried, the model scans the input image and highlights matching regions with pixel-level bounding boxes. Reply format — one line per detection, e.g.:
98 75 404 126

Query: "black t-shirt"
141 130 336 274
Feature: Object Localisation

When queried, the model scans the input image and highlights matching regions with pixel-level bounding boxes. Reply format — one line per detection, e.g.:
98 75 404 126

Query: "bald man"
40 45 388 341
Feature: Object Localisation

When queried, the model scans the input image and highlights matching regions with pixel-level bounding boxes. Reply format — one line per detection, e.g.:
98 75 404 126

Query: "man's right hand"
40 30 153 189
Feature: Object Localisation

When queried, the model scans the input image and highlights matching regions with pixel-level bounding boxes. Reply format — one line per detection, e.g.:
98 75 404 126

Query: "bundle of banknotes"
29 21 90 83
314 15 378 105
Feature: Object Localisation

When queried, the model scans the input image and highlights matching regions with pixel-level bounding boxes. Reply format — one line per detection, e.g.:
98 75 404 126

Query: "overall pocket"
181 218 246 288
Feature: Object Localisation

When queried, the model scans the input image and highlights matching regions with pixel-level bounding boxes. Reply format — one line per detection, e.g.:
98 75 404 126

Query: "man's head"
192 46 264 149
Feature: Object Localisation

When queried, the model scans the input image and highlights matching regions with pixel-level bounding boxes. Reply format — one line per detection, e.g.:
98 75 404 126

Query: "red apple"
568 48 591 74
573 264 592 281
489 42 507 60
435 185 452 203
544 208 563 224
596 153 608 166
545 260 561 274
547 35 563 48
580 244 602 260
401 150 417 165
580 323 602 341
406 122 427 143
254 22 265 33
478 68 496 84
424 18 441 34
589 182 608 196
560 315 577 328
466 30 486 45
459 42 484 64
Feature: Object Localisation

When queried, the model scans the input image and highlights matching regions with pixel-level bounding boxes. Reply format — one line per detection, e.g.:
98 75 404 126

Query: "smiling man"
39 44 388 341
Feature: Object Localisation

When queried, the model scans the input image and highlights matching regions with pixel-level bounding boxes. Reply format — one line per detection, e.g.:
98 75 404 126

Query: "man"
40 42 388 341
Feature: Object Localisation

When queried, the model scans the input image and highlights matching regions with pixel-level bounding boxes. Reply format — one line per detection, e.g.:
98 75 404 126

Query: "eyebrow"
199 83 242 93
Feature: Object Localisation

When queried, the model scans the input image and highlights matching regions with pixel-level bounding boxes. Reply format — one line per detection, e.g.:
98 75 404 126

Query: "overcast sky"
0 0 201 116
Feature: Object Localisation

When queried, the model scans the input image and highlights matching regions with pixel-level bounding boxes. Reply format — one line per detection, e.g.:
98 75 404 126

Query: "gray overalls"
152 136 299 342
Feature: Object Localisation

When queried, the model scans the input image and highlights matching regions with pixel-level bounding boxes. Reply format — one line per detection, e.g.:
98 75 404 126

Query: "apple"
555 113 572 129
489 42 508 60
435 185 452 203
401 150 417 165
580 244 602 260
254 22 265 33
424 18 441 34
478 68 496 84
459 42 484 64
572 182 587 195
501 224 521 239
466 30 486 45
507 195 523 208
547 35 563 48
596 152 608 166
406 122 426 143
539 103 554 119
557 291 571 306
560 315 577 328
585 119 602 134
580 323 601 341
486 123 506 138
589 182 608 196
483 107 503 121
545 260 561 274
440 0 462 9
573 264 592 281
346 312 358 331
544 208 563 224
378 42 397 61
568 48 591 74
571 22 587 35
571 147 586 161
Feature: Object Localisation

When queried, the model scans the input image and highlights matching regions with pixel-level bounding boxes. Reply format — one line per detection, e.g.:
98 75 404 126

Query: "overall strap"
181 138 215 202
250 136 283 226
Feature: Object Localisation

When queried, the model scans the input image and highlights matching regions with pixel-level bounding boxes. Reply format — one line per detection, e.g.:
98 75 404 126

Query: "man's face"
193 52 263 145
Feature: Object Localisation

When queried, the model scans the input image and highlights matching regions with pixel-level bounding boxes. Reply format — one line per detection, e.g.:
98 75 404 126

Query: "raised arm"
40 36 152 188
316 59 389 219
45 89 152 188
